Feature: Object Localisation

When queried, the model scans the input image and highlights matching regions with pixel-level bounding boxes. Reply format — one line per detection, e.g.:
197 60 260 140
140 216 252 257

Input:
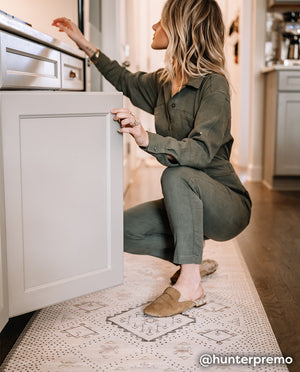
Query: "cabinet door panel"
0 92 123 317
21 116 109 288
276 93 300 175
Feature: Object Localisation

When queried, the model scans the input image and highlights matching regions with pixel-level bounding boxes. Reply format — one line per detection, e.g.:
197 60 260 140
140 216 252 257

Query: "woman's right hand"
52 18 84 46
52 17 97 57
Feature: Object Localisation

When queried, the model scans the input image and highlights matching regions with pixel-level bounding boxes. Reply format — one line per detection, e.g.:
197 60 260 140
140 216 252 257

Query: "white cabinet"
0 91 123 319
263 69 300 190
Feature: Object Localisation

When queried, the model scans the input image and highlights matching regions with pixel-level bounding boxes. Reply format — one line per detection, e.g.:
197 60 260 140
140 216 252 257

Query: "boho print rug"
1 240 289 371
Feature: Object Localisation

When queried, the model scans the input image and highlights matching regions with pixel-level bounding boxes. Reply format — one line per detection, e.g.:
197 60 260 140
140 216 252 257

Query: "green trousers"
124 167 251 265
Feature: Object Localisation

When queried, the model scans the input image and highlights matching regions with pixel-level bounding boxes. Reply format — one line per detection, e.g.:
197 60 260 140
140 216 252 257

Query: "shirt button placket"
168 100 176 135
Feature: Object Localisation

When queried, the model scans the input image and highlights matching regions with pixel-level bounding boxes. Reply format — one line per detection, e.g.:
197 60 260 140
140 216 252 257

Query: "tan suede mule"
143 287 206 317
170 259 218 285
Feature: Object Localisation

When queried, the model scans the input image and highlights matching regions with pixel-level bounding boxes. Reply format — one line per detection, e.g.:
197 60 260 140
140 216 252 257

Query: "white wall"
217 0 253 170
0 0 78 47
220 0 243 166
101 0 121 91
248 0 267 181
238 0 252 170
147 0 166 72
219 0 267 180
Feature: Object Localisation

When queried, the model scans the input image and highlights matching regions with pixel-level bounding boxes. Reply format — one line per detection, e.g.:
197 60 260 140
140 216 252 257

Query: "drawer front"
278 71 300 91
61 53 84 91
0 31 61 89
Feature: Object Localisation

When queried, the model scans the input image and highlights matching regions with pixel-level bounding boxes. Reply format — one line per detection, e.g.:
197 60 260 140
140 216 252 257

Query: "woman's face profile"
151 21 168 50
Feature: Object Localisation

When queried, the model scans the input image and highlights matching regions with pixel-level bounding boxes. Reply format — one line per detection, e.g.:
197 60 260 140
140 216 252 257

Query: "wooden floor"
1 162 299 371
236 181 300 372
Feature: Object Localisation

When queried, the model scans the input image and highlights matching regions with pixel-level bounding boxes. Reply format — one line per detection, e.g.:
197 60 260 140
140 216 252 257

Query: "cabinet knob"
69 70 77 79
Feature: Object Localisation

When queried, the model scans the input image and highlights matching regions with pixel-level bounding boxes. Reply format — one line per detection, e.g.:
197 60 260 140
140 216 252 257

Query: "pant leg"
161 166 251 265
124 199 175 262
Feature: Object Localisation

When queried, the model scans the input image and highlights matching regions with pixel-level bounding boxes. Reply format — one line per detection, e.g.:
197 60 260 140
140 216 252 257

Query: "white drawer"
0 31 61 89
278 70 300 91
61 53 84 91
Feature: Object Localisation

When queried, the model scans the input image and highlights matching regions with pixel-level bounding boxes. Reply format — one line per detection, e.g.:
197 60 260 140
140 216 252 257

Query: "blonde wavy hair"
160 0 226 85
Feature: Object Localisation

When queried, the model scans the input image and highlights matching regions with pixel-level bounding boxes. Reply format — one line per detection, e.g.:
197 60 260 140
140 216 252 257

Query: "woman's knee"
161 166 206 196
161 166 190 189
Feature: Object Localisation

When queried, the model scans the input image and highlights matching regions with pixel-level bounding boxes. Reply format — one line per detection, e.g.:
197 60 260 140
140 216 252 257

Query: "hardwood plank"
237 181 300 372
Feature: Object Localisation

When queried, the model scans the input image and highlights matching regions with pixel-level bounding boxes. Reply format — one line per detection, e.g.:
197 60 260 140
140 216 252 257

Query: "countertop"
0 13 85 59
262 64 300 73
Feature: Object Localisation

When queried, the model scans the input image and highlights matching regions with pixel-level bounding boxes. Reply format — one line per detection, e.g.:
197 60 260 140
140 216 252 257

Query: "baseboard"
263 177 300 191
247 164 263 182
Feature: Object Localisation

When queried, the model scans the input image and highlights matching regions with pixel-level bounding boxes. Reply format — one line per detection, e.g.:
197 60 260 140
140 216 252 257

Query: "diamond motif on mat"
73 301 105 313
107 305 195 341
61 323 98 338
199 329 236 344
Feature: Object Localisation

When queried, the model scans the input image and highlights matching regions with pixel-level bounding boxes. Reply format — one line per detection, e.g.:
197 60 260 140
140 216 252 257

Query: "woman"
52 0 251 318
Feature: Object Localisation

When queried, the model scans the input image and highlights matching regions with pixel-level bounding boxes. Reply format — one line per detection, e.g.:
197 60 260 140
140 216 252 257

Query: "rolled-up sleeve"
143 92 231 169
94 51 160 114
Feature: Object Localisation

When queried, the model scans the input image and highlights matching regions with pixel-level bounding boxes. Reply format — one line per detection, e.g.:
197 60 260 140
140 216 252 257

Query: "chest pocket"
154 85 199 140
168 108 194 140
154 104 170 137
167 86 200 140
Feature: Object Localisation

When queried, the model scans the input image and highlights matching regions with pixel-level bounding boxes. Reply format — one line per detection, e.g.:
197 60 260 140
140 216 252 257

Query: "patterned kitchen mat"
1 240 290 371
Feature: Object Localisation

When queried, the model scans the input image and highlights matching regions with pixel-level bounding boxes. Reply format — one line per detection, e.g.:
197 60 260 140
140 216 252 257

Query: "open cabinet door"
0 91 123 317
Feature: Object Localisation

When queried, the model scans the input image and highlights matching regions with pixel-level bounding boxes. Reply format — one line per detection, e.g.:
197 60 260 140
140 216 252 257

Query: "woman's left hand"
111 108 149 147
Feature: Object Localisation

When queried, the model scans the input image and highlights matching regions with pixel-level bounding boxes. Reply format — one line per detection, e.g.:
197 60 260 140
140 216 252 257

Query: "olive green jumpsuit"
94 51 252 265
